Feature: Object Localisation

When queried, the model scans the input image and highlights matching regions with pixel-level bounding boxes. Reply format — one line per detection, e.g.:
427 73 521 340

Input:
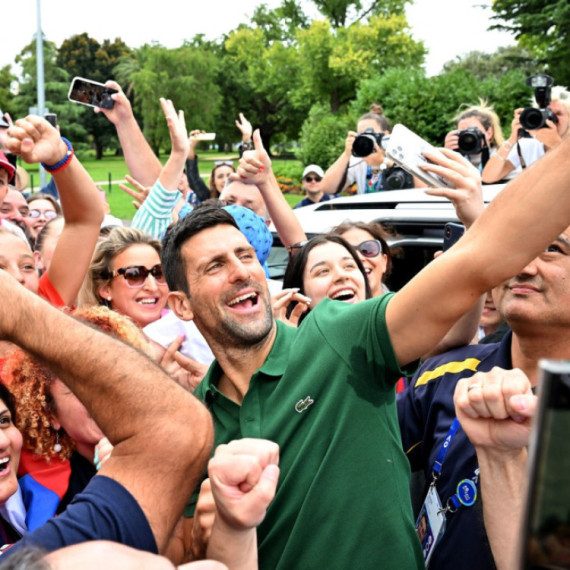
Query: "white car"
268 185 505 290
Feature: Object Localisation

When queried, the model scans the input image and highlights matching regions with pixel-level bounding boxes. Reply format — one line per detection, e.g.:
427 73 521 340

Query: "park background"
0 0 566 218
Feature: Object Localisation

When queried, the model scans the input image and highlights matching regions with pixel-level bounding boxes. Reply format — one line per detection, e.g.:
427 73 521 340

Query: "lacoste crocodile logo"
295 396 314 413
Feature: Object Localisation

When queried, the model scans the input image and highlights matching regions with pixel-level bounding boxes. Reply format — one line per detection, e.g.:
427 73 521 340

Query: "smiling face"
170 224 274 351
24 198 58 239
0 398 23 506
0 231 39 293
339 227 387 298
0 189 28 231
98 244 168 328
492 227 570 331
302 241 367 307
220 181 267 220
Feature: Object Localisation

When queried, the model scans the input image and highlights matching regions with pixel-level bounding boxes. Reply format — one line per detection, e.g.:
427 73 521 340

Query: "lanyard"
431 418 478 514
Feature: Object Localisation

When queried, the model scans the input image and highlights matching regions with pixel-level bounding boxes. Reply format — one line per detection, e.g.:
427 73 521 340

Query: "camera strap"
517 141 527 169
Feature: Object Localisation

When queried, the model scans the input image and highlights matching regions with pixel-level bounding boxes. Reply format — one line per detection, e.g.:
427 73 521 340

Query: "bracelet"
241 141 252 150
495 154 506 162
41 138 74 173
502 141 514 150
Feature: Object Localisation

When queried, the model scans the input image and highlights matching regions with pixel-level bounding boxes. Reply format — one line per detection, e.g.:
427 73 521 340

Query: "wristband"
502 141 514 150
241 141 252 150
41 138 74 173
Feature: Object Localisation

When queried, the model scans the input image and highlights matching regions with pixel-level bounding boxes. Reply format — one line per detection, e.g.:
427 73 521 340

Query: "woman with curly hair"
4 306 150 527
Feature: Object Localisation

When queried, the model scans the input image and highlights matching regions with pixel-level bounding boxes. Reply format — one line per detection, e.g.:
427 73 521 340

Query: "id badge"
415 484 446 568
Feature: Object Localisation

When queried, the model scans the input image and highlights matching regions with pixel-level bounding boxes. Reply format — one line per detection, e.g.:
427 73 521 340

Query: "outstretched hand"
235 113 253 141
231 129 272 186
160 98 189 157
119 174 150 210
4 115 67 166
271 288 311 328
422 147 484 227
94 80 135 125
208 438 279 531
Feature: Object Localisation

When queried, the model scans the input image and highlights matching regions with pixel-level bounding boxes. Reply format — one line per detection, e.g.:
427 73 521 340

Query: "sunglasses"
354 239 383 258
28 209 58 220
214 161 234 167
111 264 167 288
304 176 322 183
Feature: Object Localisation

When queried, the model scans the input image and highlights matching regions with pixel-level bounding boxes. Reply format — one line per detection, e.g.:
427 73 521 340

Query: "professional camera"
457 127 486 156
352 128 386 158
519 74 558 131
383 165 414 190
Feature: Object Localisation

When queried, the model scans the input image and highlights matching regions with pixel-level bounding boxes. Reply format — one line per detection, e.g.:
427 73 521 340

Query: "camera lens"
352 134 375 158
457 128 484 155
520 108 545 131
384 167 409 190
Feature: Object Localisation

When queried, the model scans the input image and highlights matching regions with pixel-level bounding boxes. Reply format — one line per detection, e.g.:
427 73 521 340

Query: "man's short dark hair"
162 205 239 295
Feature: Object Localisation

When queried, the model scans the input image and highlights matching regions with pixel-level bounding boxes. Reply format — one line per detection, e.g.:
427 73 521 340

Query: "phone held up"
68 77 118 110
442 222 465 252
386 124 455 189
520 359 570 569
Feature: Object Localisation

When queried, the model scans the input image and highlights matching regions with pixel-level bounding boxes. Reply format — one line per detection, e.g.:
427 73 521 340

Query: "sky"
2 0 515 78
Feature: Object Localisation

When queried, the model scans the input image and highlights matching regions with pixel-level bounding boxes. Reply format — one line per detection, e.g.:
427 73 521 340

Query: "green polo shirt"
190 294 423 569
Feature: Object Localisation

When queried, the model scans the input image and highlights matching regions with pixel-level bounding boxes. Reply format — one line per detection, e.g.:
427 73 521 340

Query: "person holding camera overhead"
321 104 413 194
482 75 570 184
444 101 505 174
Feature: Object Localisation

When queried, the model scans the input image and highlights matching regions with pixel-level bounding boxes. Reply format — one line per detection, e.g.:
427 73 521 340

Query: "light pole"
36 0 47 187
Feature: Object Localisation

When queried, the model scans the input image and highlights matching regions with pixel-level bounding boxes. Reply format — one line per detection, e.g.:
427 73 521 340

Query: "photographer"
444 102 505 174
321 104 402 195
482 81 570 184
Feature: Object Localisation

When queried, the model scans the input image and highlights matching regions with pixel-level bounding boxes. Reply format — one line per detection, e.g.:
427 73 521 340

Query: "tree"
310 0 409 27
0 65 15 115
14 38 87 143
57 34 131 159
491 0 570 88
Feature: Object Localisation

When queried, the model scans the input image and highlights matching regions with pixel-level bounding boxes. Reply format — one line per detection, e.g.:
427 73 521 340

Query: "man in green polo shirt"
162 136 570 569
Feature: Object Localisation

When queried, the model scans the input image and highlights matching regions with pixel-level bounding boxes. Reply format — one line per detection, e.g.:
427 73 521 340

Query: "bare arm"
481 109 521 183
387 137 570 366
0 271 213 552
454 368 536 570
320 131 357 194
6 116 104 306
232 129 306 247
96 80 162 186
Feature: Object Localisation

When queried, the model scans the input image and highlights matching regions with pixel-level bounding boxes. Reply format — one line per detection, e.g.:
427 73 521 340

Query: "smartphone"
190 133 216 141
68 77 118 110
442 222 465 251
44 113 57 128
386 124 455 189
520 359 570 569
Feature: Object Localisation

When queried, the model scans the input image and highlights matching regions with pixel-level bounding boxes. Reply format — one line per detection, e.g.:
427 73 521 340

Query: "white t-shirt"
507 137 545 170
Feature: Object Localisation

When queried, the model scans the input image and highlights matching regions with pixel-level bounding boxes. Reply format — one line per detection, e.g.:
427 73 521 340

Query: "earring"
53 431 62 453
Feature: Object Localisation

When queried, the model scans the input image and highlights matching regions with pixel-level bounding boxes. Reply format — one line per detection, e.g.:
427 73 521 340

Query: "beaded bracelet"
41 138 74 173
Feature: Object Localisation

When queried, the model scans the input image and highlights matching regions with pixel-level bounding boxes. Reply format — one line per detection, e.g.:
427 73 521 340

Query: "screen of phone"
68 78 117 109
522 362 570 569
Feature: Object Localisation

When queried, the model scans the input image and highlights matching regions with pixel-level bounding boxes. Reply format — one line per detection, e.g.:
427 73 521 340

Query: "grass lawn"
25 150 304 220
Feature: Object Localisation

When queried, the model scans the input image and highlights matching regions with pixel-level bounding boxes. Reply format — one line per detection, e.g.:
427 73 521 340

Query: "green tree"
0 65 15 115
310 0 409 27
57 34 131 159
491 0 570 87
14 38 87 143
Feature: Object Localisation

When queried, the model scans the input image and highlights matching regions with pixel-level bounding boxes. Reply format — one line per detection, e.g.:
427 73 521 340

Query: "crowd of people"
0 74 567 570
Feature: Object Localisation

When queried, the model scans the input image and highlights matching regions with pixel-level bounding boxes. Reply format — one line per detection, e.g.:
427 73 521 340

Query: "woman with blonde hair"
444 100 504 172
79 226 168 329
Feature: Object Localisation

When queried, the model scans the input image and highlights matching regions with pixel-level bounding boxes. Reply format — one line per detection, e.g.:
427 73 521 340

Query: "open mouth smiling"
137 298 159 306
330 288 357 302
227 291 260 310
0 457 10 473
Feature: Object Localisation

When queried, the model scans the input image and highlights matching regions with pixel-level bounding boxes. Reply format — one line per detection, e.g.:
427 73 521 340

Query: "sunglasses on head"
28 209 58 220
111 264 167 288
215 161 234 167
304 175 322 183
286 240 309 256
354 239 383 258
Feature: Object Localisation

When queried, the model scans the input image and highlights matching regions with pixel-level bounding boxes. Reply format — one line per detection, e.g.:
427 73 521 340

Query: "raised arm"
319 131 357 194
232 130 306 247
481 109 521 183
0 270 213 552
96 80 162 187
454 368 535 570
387 137 570 366
5 116 104 306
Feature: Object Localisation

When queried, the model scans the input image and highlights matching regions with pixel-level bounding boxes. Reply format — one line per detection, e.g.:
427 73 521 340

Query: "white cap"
302 164 324 179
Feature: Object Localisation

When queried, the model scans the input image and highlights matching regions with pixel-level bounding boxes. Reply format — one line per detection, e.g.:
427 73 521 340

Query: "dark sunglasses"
111 264 167 289
355 239 383 258
304 175 322 183
28 209 58 220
